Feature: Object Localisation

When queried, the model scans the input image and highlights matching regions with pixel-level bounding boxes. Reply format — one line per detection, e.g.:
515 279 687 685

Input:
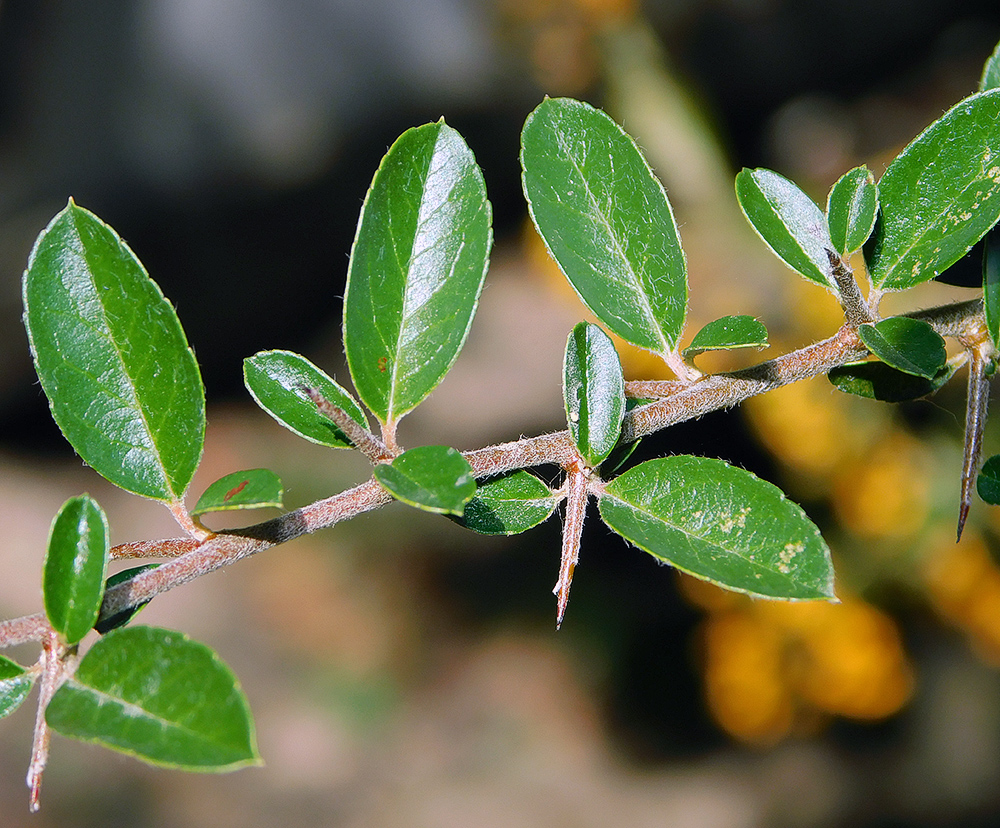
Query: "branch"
0 298 983 648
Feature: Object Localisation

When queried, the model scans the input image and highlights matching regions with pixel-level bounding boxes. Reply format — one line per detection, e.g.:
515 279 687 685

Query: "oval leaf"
598 456 835 600
23 201 205 501
453 470 558 535
564 322 626 468
684 315 768 357
828 360 957 402
867 90 1000 291
735 168 834 289
46 626 260 770
857 317 947 379
373 445 476 516
978 455 1000 505
43 494 110 645
827 166 878 256
244 350 367 449
985 229 1000 350
344 121 492 426
521 97 688 354
192 469 283 517
0 656 35 719
95 564 161 635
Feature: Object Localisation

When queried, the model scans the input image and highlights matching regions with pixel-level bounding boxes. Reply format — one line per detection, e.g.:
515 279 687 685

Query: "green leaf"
867 90 1000 291
984 229 1000 350
453 471 558 535
563 322 626 468
344 121 492 426
857 317 947 379
827 166 878 256
192 469 283 517
43 494 110 645
46 626 260 770
373 445 476 516
0 656 35 719
598 456 835 600
735 168 834 289
981 39 1000 92
23 201 205 502
977 455 1000 505
95 564 161 635
521 97 688 354
828 360 957 402
244 350 367 449
684 315 768 357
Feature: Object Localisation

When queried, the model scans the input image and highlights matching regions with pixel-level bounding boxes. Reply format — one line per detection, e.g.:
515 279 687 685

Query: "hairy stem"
0 298 984 648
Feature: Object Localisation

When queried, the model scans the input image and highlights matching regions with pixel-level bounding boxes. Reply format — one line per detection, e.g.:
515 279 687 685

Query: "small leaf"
827 166 878 256
598 456 835 600
23 201 205 502
858 318 947 379
981 38 1000 92
192 469 283 517
344 121 492 427
563 322 626 468
244 350 367 449
735 168 835 289
95 564 160 634
453 471 558 535
46 626 260 770
984 229 1000 350
0 656 35 719
373 445 476 516
867 90 1000 291
521 97 688 355
977 455 1000 505
43 494 110 645
828 360 957 402
684 315 768 357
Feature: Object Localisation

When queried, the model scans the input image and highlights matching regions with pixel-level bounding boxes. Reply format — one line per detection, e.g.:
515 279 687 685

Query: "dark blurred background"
2 1 1000 826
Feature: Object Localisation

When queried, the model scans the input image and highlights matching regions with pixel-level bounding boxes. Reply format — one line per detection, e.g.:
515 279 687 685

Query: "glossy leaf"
95 564 160 635
244 350 367 449
599 456 835 600
344 121 492 426
827 166 878 256
23 201 205 501
454 471 558 535
43 494 110 645
867 90 1000 291
981 39 1000 92
684 315 768 357
735 168 834 289
0 656 34 719
521 97 688 354
46 626 260 770
828 360 957 402
373 445 476 516
192 469 283 517
857 318 947 380
977 455 1000 505
564 322 626 468
985 229 1000 349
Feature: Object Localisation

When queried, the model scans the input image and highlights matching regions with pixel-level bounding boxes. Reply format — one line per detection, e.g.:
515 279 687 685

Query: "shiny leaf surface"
344 121 492 426
46 626 260 770
868 90 1000 291
599 456 835 600
23 202 205 501
521 97 687 354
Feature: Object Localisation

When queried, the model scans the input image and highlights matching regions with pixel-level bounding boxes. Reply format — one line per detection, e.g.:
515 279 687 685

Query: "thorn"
958 344 990 542
554 467 589 630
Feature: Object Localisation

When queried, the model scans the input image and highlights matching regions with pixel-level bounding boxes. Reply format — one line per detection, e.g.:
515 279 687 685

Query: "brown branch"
0 298 984 648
